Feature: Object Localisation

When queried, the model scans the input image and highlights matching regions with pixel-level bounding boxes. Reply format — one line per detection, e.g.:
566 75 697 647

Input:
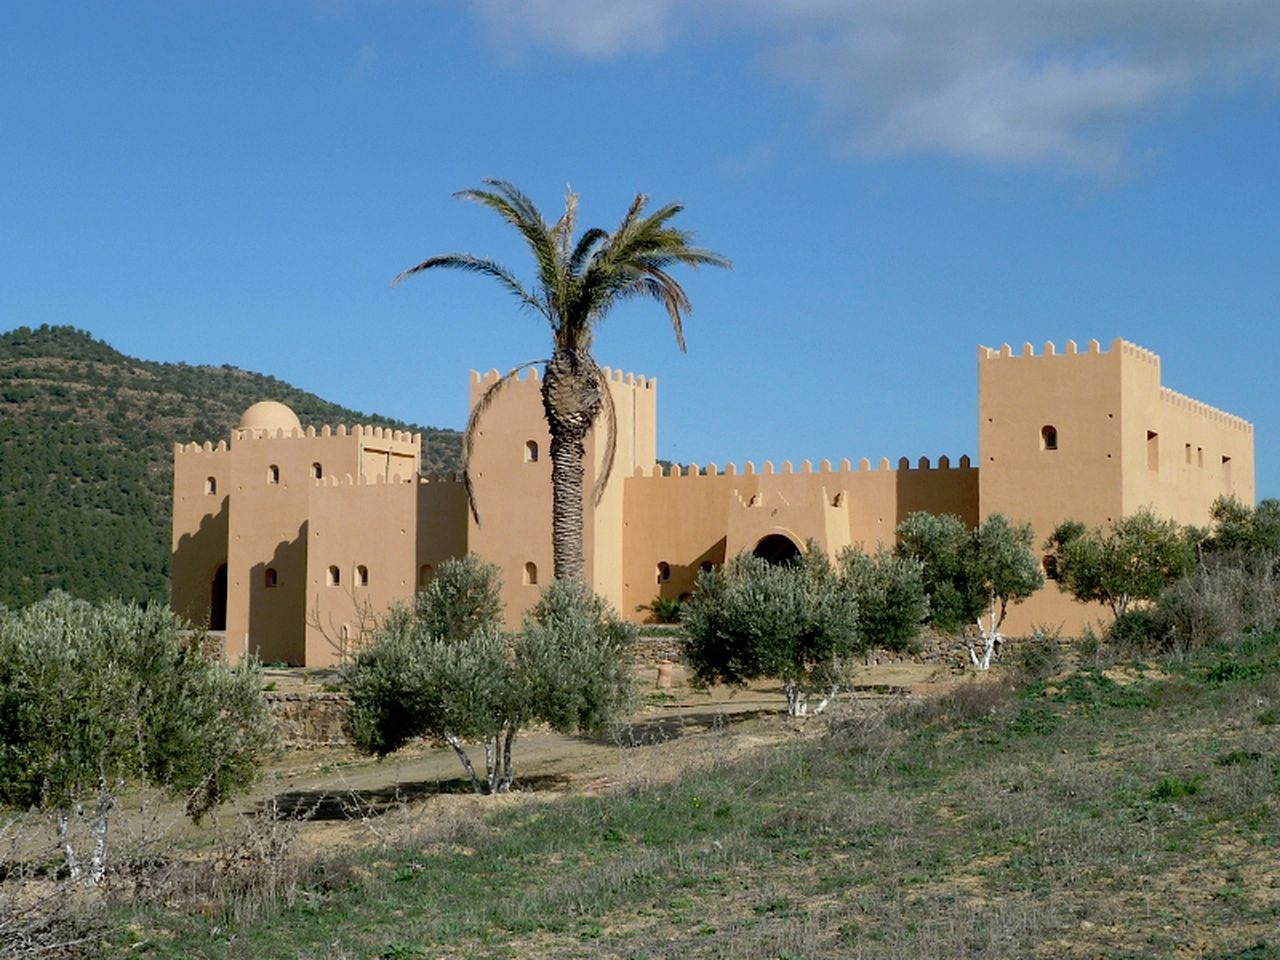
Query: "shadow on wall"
248 523 307 666
172 496 229 628
656 537 727 603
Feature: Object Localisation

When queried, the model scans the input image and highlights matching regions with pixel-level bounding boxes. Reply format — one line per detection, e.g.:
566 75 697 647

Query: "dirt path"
242 659 958 851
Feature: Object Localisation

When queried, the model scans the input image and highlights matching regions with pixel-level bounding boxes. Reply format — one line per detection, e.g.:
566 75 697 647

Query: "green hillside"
0 325 462 608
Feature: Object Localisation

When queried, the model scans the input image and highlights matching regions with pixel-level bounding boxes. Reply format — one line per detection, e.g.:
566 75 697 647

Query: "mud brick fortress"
172 338 1255 667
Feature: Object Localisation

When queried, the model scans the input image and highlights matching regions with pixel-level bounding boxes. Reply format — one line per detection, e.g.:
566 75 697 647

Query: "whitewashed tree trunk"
88 776 115 886
968 588 1006 671
56 809 82 883
445 734 485 794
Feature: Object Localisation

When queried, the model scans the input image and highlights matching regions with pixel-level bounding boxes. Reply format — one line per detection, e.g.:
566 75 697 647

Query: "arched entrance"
210 564 228 631
753 534 802 565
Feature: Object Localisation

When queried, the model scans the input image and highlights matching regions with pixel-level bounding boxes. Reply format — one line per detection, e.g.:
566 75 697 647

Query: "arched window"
327 565 340 587
264 567 278 588
356 564 369 587
267 464 280 485
523 561 538 586
418 564 434 588
312 462 323 480
205 476 217 495
525 440 539 463
1041 425 1058 451
656 561 671 584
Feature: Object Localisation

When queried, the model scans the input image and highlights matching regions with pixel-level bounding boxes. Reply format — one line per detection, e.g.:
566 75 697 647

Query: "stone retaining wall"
265 691 350 748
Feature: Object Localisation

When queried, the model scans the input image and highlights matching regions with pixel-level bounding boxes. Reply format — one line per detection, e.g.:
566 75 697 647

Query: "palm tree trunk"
542 349 602 582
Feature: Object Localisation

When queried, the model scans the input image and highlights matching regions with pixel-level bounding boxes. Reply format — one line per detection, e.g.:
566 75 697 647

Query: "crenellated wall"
174 337 1255 665
621 454 978 615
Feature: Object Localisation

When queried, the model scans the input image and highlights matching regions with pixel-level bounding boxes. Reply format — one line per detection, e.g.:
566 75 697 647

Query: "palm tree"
395 179 729 582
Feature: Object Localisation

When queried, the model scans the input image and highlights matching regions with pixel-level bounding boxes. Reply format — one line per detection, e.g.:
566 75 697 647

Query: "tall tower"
979 338 1254 634
466 367 657 626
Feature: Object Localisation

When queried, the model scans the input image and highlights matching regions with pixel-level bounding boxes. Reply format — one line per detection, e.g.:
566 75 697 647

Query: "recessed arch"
264 567 278 589
267 464 280 485
656 561 671 584
356 564 369 587
312 462 323 480
1041 425 1058 451
753 534 802 565
525 440 539 463
327 565 340 587
205 476 217 495
418 563 434 588
523 561 538 586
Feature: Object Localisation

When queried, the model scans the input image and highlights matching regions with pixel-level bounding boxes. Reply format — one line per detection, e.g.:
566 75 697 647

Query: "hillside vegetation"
0 325 461 608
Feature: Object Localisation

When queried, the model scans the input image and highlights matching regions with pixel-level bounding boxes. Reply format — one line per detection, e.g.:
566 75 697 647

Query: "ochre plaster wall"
171 443 231 627
621 458 979 616
303 474 464 666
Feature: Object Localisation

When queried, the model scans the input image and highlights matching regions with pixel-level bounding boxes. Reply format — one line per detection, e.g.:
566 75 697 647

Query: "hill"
0 325 462 608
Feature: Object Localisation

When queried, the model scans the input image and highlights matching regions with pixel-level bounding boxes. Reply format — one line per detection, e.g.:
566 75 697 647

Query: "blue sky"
3 2 1278 497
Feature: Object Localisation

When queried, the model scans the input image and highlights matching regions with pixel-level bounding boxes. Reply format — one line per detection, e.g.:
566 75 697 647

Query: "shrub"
0 593 274 885
1148 557 1280 652
682 547 859 716
345 558 635 794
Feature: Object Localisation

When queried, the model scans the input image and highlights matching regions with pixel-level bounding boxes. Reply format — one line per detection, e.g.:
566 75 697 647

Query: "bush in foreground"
344 557 635 794
0 593 274 886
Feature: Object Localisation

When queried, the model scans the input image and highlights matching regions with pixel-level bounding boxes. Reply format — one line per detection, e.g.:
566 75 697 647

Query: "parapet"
174 440 229 455
631 453 974 479
230 422 419 445
1159 387 1253 433
469 365 656 390
977 337 1163 369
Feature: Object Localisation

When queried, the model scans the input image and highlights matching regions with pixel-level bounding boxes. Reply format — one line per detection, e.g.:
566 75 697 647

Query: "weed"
1151 775 1202 800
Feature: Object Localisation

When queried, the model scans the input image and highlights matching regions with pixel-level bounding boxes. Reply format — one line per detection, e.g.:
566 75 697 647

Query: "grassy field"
1 634 1269 959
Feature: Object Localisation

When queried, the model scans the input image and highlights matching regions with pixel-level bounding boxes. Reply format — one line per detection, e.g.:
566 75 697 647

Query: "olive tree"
682 546 864 716
0 593 275 885
838 546 929 651
1044 509 1196 619
897 512 1043 669
343 557 635 794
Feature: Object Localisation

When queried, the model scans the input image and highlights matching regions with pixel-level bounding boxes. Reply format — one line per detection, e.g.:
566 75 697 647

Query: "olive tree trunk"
541 349 602 582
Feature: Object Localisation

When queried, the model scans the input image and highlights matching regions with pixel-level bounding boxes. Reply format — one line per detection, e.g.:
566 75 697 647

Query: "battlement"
977 336 1157 365
1160 387 1253 433
631 453 973 479
469 365 656 390
231 423 419 444
174 440 229 455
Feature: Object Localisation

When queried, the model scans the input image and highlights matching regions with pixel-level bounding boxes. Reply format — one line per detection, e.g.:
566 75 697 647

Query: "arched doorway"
210 563 228 631
753 534 801 565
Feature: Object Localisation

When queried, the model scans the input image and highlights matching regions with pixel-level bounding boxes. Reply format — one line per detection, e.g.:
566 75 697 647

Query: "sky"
3 1 1278 497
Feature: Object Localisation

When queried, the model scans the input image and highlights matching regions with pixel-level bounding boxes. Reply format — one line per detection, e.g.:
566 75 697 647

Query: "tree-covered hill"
0 325 462 608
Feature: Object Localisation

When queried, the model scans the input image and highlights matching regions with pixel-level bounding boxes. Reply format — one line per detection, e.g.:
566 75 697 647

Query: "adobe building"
171 338 1255 666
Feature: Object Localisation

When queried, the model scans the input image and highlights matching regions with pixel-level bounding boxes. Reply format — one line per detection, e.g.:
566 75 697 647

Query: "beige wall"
304 474 466 666
171 442 231 627
979 338 1254 635
621 458 979 617
468 367 657 628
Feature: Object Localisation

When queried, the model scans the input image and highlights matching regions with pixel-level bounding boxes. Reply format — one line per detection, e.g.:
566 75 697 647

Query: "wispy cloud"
351 41 378 78
464 0 1280 170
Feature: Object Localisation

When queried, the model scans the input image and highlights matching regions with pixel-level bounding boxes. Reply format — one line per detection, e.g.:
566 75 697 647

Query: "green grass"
105 632 1280 959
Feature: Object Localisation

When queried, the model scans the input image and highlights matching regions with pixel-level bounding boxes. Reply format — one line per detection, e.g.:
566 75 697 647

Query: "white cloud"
464 0 1280 169
469 0 682 59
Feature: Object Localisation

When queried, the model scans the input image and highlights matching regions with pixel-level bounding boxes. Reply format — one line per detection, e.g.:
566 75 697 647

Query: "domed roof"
239 401 302 435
